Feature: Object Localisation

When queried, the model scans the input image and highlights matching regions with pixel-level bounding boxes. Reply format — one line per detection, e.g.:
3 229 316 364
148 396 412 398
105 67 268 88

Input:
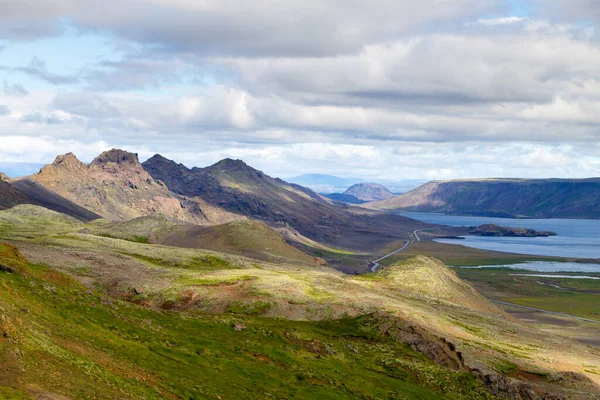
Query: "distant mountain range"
344 183 394 201
323 183 394 204
367 178 600 219
288 174 427 194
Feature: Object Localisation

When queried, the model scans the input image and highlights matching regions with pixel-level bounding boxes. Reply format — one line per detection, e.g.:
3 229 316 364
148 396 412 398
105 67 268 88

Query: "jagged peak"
51 152 83 168
0 172 9 182
143 154 181 167
92 149 140 166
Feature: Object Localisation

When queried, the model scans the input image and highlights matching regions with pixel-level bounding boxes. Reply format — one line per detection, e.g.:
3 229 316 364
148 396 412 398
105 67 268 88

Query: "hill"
367 178 600 218
0 179 29 210
1 214 599 398
322 193 365 204
344 182 394 201
0 174 100 222
20 149 209 223
142 154 428 249
161 220 323 265
10 179 101 222
86 216 321 265
0 242 495 399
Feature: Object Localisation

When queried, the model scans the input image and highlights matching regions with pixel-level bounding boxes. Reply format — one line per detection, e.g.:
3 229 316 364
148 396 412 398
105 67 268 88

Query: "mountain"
20 149 208 223
1 172 100 221
142 154 427 249
0 178 29 210
10 179 102 222
367 178 600 218
323 193 365 204
344 182 394 201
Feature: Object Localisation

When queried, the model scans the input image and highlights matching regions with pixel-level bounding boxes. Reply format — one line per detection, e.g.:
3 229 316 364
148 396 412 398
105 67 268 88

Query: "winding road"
369 240 412 272
368 228 436 272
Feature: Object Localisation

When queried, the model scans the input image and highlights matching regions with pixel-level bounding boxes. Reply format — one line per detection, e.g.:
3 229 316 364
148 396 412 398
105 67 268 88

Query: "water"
460 261 600 273
510 274 600 280
400 211 600 261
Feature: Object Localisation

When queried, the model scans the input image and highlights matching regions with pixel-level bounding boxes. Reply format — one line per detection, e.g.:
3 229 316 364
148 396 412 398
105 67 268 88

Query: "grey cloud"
84 59 186 91
1 0 502 56
20 112 44 123
534 0 600 21
3 81 29 97
0 105 11 116
50 92 121 118
14 57 79 85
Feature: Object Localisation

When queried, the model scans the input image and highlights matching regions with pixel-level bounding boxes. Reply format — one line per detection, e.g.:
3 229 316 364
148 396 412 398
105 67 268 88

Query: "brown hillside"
23 150 208 223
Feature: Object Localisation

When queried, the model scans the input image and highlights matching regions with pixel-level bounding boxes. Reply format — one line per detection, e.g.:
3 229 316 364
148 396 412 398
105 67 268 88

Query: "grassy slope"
85 216 319 265
0 244 495 400
1 206 600 398
160 220 319 265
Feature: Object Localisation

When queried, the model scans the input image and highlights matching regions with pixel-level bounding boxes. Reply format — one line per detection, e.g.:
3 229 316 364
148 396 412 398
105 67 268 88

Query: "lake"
399 212 600 260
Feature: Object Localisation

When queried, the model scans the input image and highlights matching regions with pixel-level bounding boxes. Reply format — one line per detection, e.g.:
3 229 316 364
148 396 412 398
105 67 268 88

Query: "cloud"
2 1 600 180
13 57 79 85
3 81 29 97
49 92 121 118
0 0 501 56
20 112 44 123
0 105 11 116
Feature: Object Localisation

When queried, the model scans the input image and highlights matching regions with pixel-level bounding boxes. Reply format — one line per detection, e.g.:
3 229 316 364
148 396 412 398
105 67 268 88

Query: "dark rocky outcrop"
92 149 140 166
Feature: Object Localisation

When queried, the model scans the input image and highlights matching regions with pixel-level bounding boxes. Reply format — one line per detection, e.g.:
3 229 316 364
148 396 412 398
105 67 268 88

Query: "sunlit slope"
86 215 320 264
0 243 502 400
0 206 599 398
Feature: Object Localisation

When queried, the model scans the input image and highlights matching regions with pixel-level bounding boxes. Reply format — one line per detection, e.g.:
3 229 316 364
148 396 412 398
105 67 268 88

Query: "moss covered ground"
0 245 497 399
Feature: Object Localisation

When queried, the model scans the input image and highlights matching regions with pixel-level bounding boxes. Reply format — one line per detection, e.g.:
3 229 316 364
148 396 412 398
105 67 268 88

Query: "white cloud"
1 1 600 179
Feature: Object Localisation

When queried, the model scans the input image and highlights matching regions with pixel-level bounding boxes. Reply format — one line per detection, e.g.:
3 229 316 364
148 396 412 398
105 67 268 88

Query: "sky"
1 0 600 180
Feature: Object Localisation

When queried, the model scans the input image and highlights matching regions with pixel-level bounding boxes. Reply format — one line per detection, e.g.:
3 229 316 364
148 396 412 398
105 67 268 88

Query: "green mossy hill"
0 243 499 400
0 204 81 225
85 214 189 243
381 256 500 314
161 220 319 265
0 205 82 239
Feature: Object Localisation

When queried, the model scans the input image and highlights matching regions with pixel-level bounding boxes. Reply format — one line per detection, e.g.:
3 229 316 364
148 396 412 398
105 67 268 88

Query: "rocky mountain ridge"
20 149 208 223
142 153 427 249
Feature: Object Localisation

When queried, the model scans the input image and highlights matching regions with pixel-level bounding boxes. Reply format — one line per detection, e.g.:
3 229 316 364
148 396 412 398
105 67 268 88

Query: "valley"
0 150 599 399
5 3 600 399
